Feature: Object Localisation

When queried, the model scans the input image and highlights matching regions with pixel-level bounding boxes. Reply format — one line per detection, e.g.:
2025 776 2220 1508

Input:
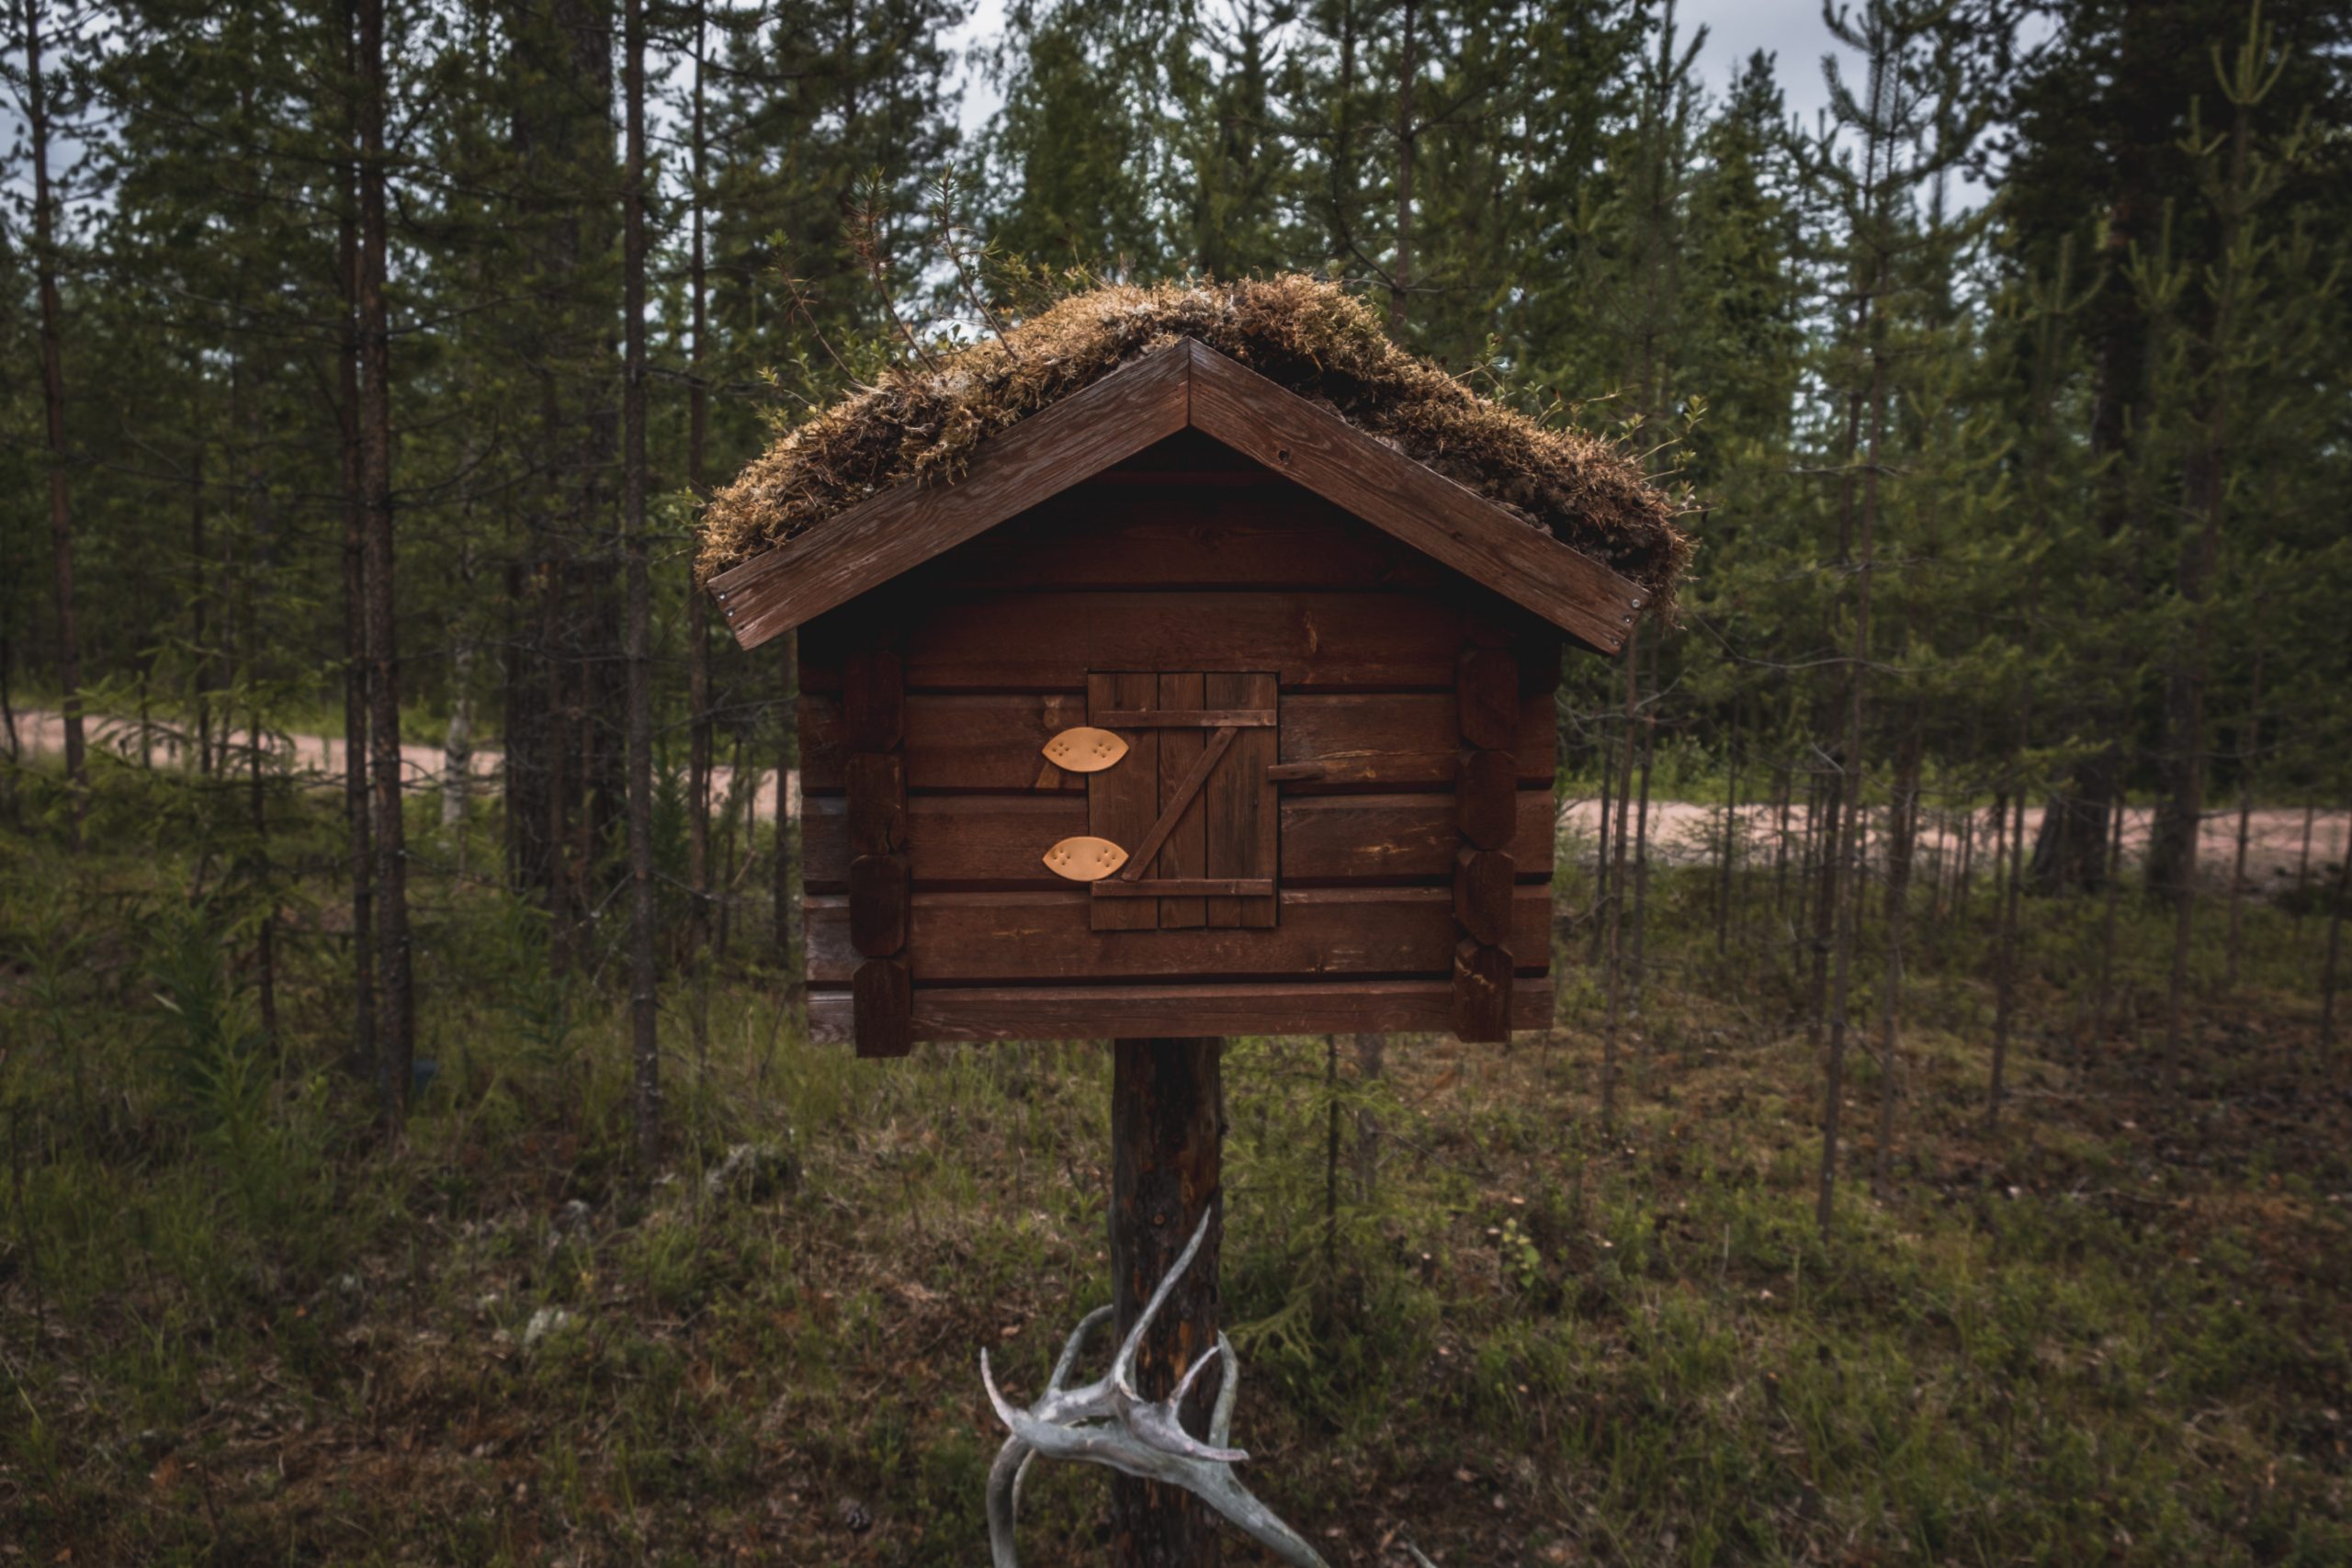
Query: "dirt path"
10 708 801 822
1555 794 2348 890
14 708 2345 886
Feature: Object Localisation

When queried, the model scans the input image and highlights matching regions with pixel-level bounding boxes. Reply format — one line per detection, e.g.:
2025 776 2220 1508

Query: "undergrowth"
0 780 2346 1566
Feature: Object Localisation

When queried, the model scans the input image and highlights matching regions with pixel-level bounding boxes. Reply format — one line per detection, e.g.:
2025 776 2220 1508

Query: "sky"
944 0 1871 141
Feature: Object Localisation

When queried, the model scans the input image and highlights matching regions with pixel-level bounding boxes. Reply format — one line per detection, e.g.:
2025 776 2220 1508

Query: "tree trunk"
1320 1034 1340 1322
622 0 660 1166
23 0 85 833
1601 625 1638 1130
1110 1039 1225 1568
1628 637 1657 1023
2296 798 2316 898
684 0 714 960
775 632 801 1023
1385 0 1417 336
1808 758 1843 1048
1989 777 2027 1126
358 0 413 1125
189 427 210 776
503 0 622 955
1873 726 1920 1200
2029 751 2118 893
442 635 474 828
1772 761 1791 917
1716 703 1738 960
1588 712 1612 966
1 619 19 822
1817 296 1885 1238
2096 789 2126 1047
337 70 377 1085
1352 1031 1383 1203
2224 645 2262 987
248 695 277 1040
2150 90 2246 930
2322 816 2348 1054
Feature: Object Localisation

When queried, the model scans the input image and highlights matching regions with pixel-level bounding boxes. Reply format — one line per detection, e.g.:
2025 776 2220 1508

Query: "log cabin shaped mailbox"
697 284 1687 1055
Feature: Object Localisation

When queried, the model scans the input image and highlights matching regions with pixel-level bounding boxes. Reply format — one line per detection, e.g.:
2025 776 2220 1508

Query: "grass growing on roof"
696 274 1695 609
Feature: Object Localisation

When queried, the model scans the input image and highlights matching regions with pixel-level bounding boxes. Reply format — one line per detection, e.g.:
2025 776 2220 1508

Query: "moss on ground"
1 797 2346 1566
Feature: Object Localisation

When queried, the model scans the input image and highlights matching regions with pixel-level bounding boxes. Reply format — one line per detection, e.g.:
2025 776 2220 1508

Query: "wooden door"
1072 671 1278 932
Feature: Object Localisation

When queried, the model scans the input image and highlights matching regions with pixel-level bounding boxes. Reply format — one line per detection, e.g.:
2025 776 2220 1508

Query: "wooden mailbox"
705 337 1659 1055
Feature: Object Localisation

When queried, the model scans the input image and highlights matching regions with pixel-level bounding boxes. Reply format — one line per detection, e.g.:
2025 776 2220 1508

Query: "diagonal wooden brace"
1116 725 1238 882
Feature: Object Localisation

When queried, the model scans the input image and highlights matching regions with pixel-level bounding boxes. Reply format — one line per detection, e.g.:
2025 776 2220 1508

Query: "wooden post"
1110 1038 1225 1567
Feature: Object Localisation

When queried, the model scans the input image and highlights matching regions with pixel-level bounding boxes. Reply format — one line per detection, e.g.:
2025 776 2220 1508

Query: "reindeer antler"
979 1210 1329 1568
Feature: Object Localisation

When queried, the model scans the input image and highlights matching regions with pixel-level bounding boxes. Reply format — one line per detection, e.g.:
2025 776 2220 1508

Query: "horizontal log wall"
805 886 1554 985
799 452 1563 1043
808 982 1554 1044
803 791 1554 889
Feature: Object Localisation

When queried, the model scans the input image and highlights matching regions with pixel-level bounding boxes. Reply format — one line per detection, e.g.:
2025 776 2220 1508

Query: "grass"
0 769 2346 1566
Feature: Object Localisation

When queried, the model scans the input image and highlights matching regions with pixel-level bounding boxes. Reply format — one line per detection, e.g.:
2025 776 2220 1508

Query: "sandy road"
11 708 802 823
1555 795 2349 891
13 708 2345 886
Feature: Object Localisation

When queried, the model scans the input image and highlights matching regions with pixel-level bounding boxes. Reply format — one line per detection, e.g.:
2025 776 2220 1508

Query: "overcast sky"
945 0 1869 141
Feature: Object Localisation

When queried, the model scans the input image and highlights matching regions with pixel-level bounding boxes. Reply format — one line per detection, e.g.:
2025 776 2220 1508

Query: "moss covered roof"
697 275 1692 610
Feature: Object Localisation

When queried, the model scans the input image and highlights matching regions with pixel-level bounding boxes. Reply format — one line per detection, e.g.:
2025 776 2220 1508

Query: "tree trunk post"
1110 1038 1226 1567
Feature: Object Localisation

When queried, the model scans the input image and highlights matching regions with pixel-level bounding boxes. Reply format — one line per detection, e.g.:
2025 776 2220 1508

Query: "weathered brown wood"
1265 761 1327 783
924 481 1444 593
1204 672 1277 928
1110 1039 1223 1566
1185 340 1647 653
1456 647 1521 752
706 343 1193 649
1094 878 1275 898
1119 725 1237 881
1453 847 1516 949
1095 708 1276 729
805 789 1553 888
848 854 910 956
852 956 912 1058
807 591 1465 692
843 754 907 854
842 649 905 751
1452 939 1515 1043
1279 693 1555 788
1091 672 1160 931
1457 748 1520 851
806 885 1551 984
1155 673 1207 928
803 692 1088 793
805 977 1555 1043
1278 791 1552 885
805 690 1554 792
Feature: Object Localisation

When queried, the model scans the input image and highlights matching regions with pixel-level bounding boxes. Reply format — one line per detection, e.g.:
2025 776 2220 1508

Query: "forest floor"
1 797 2347 1566
15 707 2347 887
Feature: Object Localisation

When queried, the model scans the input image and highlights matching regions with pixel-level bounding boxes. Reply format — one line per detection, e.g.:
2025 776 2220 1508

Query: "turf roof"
696 275 1693 611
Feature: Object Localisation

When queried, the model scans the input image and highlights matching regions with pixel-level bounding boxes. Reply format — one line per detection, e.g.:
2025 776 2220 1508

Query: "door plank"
1204 672 1278 928
1155 672 1208 928
1090 672 1160 931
